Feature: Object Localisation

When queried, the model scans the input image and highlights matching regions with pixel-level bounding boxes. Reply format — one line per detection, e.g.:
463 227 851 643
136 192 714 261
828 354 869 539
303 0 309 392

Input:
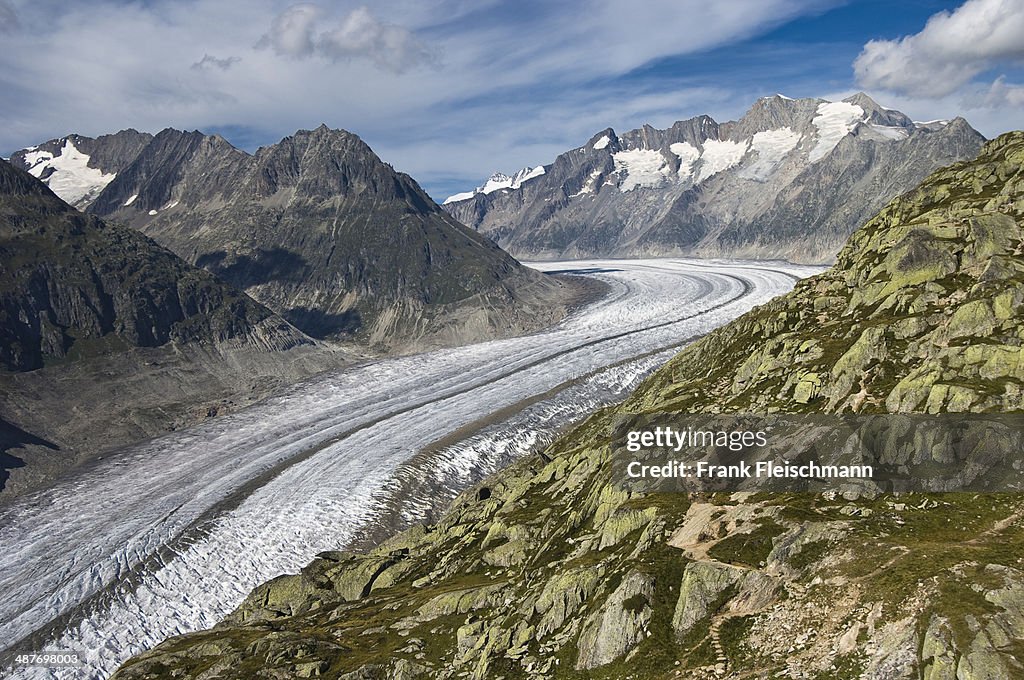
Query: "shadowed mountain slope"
0 161 344 497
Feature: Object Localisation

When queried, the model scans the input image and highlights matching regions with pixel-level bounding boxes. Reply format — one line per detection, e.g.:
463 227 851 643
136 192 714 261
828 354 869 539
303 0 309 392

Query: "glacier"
0 259 821 679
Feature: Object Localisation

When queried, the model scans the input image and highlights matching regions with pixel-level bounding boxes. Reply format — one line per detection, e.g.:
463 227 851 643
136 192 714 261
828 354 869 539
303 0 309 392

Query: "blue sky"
1 0 1021 201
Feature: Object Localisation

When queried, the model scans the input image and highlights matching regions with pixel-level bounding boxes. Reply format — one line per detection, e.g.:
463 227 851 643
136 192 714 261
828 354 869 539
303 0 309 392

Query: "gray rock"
672 562 741 637
575 571 655 669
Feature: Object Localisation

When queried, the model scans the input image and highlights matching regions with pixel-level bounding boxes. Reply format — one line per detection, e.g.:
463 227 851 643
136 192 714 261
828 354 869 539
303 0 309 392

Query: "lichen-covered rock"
672 562 741 637
575 571 655 669
534 567 603 637
921 617 958 680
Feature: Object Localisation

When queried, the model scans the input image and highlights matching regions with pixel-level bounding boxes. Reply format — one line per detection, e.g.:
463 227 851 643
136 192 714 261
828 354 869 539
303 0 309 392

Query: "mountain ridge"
12 124 584 350
444 93 985 263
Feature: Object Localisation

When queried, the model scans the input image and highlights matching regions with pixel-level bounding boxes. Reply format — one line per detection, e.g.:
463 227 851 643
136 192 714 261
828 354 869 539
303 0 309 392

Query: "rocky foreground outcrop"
114 133 1024 679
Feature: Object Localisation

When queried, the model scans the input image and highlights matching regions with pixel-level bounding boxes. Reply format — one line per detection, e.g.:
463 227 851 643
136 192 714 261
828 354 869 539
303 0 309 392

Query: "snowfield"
613 149 672 191
669 141 701 180
809 101 865 162
739 127 802 181
0 259 821 679
695 139 748 183
22 139 116 207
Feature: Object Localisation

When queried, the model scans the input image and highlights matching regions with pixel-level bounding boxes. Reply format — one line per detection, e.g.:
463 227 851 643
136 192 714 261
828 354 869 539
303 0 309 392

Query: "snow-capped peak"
443 165 546 204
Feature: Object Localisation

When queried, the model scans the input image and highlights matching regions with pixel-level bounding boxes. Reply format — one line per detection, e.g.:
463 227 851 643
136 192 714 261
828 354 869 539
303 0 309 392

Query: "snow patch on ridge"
22 139 116 206
669 142 700 180
593 135 610 150
809 102 864 162
695 139 748 183
570 170 603 197
867 124 909 141
124 194 138 206
444 190 476 204
613 149 672 191
738 127 801 181
443 166 545 204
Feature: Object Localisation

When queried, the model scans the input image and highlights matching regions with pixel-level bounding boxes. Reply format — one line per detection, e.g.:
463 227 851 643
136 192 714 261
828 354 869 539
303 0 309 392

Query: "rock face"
0 160 343 496
113 134 1024 679
0 159 308 373
18 126 576 347
444 93 985 263
575 571 656 669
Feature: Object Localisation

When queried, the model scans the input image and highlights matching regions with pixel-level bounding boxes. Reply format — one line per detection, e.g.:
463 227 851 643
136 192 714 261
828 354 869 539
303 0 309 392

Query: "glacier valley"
0 259 819 679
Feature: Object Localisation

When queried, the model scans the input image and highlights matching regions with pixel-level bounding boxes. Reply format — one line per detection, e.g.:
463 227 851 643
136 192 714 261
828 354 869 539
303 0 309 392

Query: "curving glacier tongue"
0 259 819 679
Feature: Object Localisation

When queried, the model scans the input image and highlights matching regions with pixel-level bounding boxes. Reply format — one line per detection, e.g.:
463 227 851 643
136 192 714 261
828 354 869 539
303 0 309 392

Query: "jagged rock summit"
444 93 985 263
443 166 546 204
12 125 576 348
9 129 152 208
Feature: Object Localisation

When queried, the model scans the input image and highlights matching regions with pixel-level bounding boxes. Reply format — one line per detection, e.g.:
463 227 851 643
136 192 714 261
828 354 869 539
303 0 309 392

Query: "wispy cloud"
191 54 241 71
981 75 1024 108
255 4 321 58
0 0 18 32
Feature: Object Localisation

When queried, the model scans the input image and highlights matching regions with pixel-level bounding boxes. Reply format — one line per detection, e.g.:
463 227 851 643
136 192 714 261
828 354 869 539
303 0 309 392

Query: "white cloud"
256 3 322 58
981 75 1024 108
256 4 436 73
854 0 1024 99
318 7 438 73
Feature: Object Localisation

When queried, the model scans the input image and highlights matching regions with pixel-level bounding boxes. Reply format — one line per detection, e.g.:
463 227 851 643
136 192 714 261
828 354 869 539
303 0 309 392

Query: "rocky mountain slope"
0 161 344 497
444 93 985 263
15 126 581 348
114 132 1024 679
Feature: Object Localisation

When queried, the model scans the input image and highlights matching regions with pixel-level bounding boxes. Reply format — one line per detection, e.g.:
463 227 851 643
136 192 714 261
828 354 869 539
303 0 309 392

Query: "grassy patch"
788 538 834 570
708 520 785 568
719 615 756 669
